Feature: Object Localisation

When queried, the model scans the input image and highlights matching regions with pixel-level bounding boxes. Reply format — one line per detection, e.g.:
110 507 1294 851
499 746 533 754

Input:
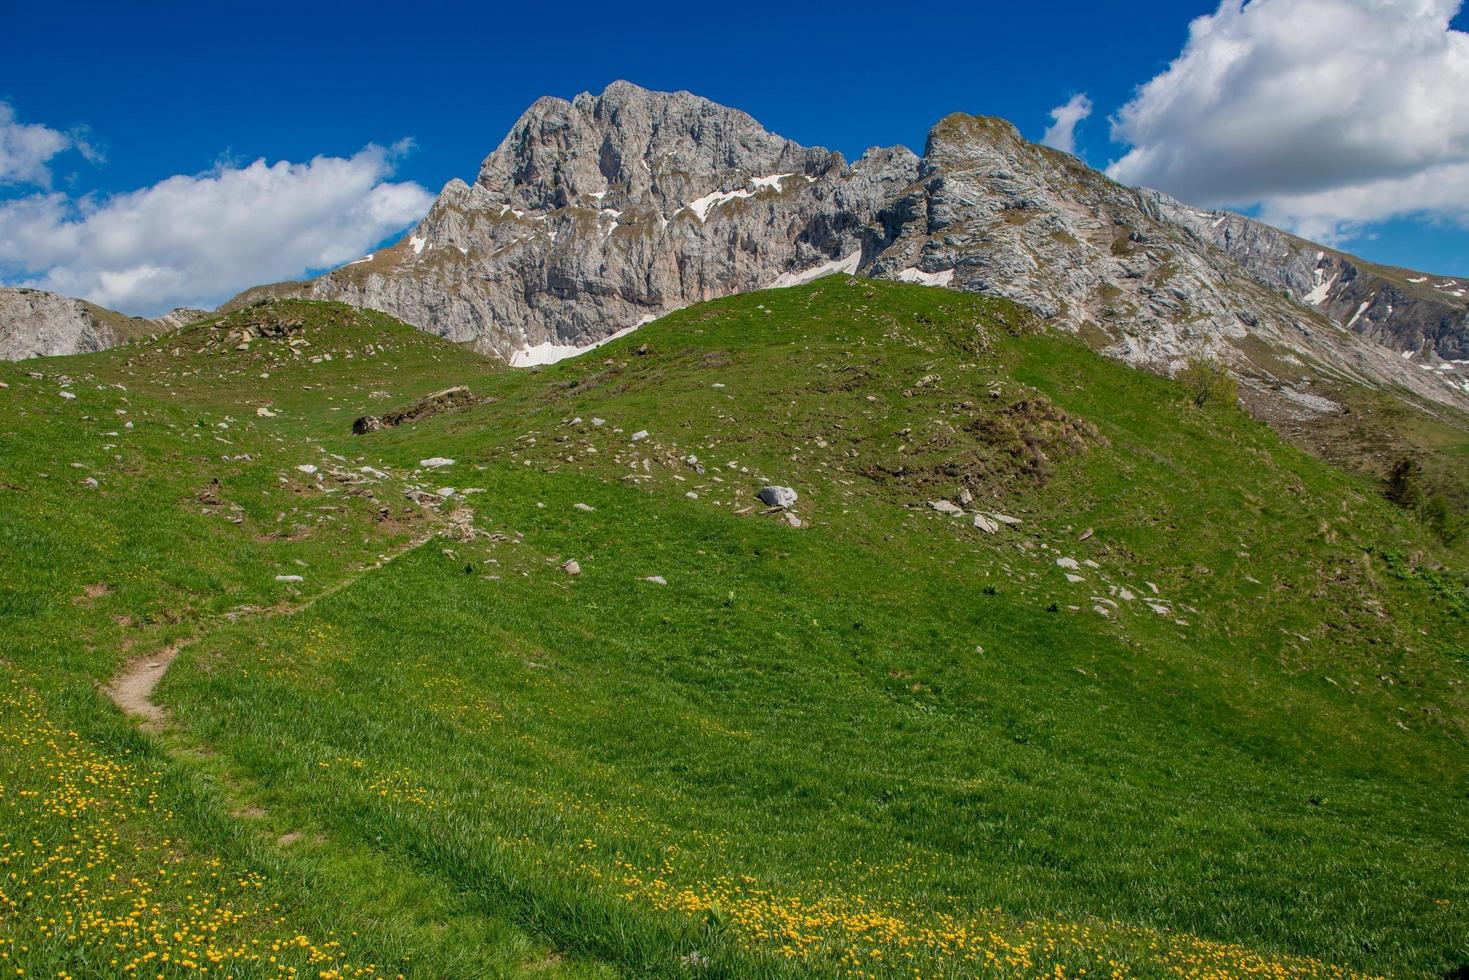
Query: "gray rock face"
1148 194 1469 367
863 114 1468 411
226 82 1467 412
0 287 204 361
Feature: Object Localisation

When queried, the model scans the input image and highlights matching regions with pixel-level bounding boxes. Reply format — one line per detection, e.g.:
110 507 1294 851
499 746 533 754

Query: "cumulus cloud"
0 102 99 187
1041 94 1093 155
0 141 434 315
1106 0 1469 241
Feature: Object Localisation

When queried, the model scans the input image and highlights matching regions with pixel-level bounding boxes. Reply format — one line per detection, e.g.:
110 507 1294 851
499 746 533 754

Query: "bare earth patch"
106 642 184 730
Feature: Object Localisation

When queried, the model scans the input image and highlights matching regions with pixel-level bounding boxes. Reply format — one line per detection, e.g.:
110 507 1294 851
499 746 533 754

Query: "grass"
1 281 1466 978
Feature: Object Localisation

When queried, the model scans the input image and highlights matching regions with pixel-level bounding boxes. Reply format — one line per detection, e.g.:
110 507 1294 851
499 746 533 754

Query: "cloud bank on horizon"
0 107 432 316
1104 0 1469 243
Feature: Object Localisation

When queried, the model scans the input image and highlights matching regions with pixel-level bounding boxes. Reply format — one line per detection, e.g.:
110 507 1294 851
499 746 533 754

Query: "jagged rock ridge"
228 81 1468 412
1153 198 1469 363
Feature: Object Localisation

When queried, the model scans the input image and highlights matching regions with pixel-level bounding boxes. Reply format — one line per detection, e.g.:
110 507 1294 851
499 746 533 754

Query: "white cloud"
0 142 434 315
1041 94 1093 155
0 102 98 187
1107 0 1469 240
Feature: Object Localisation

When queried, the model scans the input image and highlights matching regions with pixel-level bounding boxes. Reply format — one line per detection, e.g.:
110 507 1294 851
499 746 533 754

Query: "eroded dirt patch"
106 642 184 730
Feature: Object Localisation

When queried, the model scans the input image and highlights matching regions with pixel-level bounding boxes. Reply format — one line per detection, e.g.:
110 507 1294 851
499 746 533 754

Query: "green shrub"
1177 357 1237 409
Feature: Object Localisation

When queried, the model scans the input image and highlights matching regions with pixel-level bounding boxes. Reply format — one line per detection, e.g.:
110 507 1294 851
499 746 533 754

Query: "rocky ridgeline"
0 286 207 361
1152 196 1469 364
228 81 1468 413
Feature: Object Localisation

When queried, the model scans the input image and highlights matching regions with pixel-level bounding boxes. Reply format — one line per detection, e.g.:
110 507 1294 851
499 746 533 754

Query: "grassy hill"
1 280 1465 979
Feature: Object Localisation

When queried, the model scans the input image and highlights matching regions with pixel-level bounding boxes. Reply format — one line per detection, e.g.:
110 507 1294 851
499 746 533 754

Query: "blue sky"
2 0 1467 313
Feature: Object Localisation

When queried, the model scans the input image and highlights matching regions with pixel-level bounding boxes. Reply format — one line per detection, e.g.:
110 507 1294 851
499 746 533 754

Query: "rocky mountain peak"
224 84 1469 414
475 80 836 215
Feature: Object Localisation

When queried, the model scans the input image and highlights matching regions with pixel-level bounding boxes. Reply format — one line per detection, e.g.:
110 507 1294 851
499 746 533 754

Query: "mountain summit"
220 80 1462 412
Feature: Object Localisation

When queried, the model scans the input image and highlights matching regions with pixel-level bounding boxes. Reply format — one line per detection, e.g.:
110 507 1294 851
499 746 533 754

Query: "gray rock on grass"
758 486 798 508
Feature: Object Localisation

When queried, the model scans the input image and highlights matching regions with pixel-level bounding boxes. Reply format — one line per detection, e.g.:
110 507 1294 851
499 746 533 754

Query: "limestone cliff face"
227 82 1468 411
0 286 206 361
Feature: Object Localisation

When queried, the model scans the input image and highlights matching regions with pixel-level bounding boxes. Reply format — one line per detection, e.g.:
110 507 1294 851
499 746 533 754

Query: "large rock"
758 485 798 508
353 385 478 434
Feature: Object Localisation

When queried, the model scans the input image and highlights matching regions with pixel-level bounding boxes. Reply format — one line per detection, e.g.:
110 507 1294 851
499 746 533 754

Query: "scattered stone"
59 390 76 400
1079 527 1094 541
958 488 974 505
630 429 649 442
757 485 798 508
256 406 277 418
561 559 582 576
419 457 455 468
1066 573 1086 583
784 512 803 528
295 464 318 475
928 500 963 515
573 502 596 512
591 417 606 426
445 508 478 542
643 575 667 585
1056 557 1080 570
990 513 1022 525
80 477 99 489
275 574 303 583
972 513 999 533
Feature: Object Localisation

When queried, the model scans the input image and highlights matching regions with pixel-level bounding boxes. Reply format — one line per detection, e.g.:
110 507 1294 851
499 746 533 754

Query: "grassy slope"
1 283 1465 978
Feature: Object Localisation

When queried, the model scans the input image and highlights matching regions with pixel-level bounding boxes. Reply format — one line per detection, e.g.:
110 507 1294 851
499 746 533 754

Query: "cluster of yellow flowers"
582 851 1381 980
0 685 392 978
361 770 435 810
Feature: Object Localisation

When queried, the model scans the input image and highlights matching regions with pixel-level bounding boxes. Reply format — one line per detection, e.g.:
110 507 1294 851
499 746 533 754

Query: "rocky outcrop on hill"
228 81 1468 412
0 287 206 361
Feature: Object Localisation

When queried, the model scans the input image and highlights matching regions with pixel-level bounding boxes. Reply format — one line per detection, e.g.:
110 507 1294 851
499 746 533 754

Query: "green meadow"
1 279 1465 978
